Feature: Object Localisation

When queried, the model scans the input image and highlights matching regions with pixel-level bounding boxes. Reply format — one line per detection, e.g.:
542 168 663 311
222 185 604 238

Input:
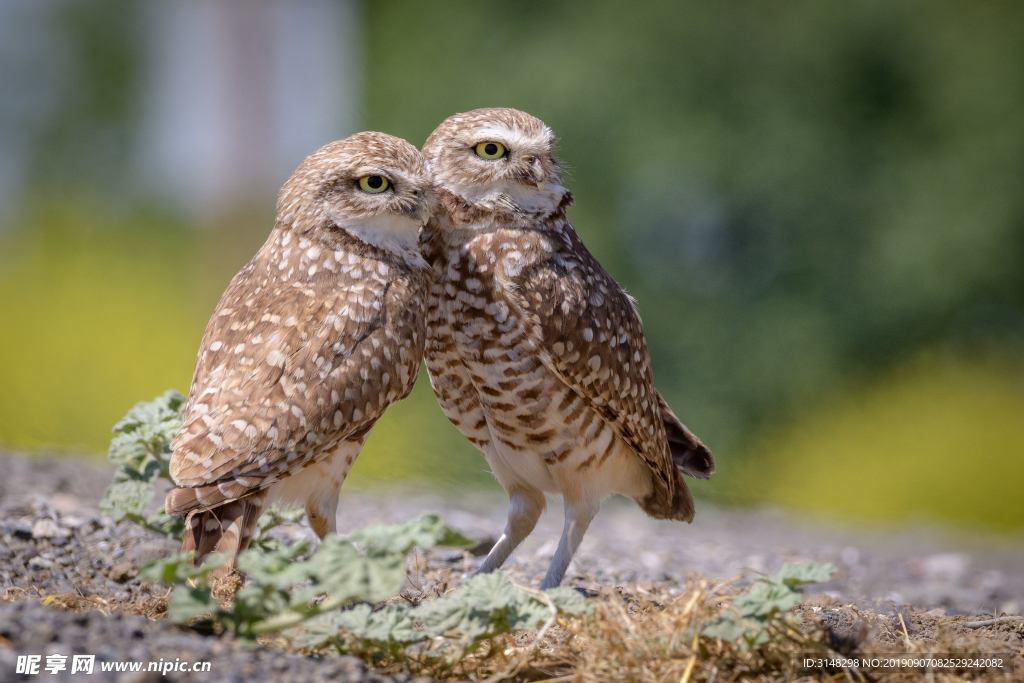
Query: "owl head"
277 131 432 264
422 108 567 218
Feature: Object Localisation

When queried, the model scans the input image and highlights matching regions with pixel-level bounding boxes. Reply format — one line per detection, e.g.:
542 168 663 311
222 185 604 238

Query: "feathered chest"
428 228 556 352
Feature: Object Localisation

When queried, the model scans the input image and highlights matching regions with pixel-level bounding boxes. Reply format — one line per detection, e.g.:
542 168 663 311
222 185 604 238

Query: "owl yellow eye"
474 142 506 160
358 175 390 193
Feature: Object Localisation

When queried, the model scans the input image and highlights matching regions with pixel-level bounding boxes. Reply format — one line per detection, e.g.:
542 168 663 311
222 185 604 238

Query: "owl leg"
539 497 600 590
274 438 364 540
476 486 546 575
305 488 340 540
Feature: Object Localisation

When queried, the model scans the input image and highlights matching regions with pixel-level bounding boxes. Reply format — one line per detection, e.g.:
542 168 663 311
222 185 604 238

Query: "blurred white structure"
0 0 360 220
0 0 63 220
139 0 361 214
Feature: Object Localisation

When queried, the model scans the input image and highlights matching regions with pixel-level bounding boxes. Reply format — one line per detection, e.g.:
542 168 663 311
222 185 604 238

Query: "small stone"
12 519 33 539
109 562 137 584
60 514 90 529
0 542 12 560
29 556 54 570
32 519 60 539
1000 601 1021 616
125 538 180 567
433 550 464 563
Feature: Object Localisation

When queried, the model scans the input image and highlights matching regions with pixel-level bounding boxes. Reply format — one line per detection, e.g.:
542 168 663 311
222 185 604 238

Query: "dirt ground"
1 451 1022 681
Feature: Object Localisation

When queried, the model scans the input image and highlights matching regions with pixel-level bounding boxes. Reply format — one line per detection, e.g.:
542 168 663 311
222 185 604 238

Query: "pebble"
12 518 33 539
28 556 54 570
32 518 61 539
110 561 137 583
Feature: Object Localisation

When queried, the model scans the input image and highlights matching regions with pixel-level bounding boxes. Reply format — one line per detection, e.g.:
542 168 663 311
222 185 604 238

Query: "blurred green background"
1 0 1022 530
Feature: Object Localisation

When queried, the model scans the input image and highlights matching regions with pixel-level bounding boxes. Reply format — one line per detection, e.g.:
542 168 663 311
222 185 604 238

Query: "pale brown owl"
165 132 432 570
421 108 715 589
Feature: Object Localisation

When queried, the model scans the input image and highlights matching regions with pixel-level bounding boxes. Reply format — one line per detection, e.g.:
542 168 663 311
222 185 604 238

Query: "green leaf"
252 506 307 552
355 604 421 643
106 431 151 470
701 612 757 642
167 582 219 624
110 389 185 438
287 606 373 650
140 552 230 584
99 478 154 520
546 586 594 616
102 390 187 540
733 582 802 618
310 536 408 604
142 553 227 626
144 509 186 539
287 604 424 650
414 572 551 645
235 540 313 589
109 389 185 468
763 561 836 588
701 561 836 650
342 513 475 556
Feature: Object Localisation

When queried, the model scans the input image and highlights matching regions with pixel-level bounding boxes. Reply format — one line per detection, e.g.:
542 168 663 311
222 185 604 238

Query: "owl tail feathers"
176 491 268 580
638 472 696 523
655 390 715 480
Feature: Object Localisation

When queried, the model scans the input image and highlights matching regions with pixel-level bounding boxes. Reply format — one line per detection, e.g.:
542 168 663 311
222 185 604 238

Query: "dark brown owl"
165 132 432 571
421 109 714 589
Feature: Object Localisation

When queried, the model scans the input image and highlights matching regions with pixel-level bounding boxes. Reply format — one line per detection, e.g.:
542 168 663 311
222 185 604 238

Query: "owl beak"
412 200 431 225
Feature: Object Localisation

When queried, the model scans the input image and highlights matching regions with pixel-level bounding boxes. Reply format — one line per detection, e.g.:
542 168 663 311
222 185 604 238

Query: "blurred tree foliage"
365 1 1024 462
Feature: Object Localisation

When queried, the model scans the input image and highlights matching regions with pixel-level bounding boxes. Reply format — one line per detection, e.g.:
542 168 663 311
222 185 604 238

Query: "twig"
680 631 699 683
408 548 422 592
678 588 703 620
897 613 912 648
960 615 1023 628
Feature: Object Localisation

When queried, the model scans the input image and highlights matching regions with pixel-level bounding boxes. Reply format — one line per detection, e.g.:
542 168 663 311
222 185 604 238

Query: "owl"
165 132 433 572
421 108 715 589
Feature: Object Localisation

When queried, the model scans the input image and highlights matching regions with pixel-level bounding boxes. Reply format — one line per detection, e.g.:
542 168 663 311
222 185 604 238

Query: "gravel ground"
2 451 1023 681
0 599 417 683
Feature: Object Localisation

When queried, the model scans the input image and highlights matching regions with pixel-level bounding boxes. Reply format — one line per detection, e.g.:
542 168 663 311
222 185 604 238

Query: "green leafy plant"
99 391 308 547
141 514 481 638
701 561 835 650
289 571 590 662
99 389 186 539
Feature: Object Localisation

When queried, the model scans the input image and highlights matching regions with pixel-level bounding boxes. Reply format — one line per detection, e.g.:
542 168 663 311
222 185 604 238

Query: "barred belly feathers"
420 109 715 589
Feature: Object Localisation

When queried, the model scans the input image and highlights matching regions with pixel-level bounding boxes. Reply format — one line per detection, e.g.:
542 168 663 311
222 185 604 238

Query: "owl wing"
506 223 677 496
167 250 423 513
